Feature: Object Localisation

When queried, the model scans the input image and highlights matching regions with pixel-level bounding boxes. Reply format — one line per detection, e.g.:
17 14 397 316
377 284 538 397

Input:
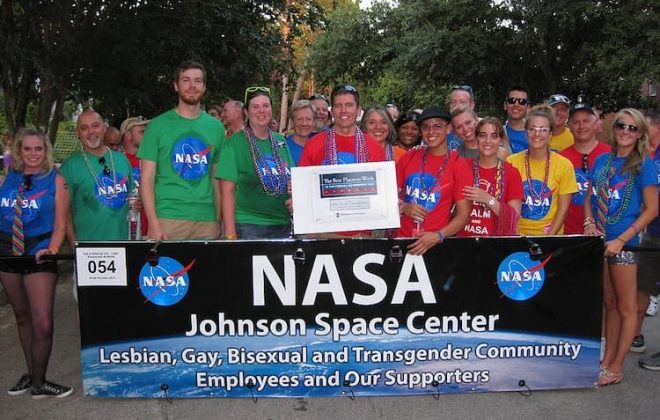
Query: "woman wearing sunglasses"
0 129 71 398
506 104 577 235
360 106 405 162
394 112 421 150
458 118 523 237
217 87 294 239
584 109 658 386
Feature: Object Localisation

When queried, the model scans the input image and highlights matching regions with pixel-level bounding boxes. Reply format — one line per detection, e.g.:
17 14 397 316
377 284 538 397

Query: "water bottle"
127 186 141 240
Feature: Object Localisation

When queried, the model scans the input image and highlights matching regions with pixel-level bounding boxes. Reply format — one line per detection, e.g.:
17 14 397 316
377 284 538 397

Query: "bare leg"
634 290 649 336
601 263 619 368
607 263 638 374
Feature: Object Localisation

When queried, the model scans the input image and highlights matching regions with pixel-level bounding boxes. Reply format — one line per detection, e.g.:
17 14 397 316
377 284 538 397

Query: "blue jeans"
235 223 291 240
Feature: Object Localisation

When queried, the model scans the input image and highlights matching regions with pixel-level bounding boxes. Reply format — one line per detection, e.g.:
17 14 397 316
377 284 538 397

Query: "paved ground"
1 268 659 420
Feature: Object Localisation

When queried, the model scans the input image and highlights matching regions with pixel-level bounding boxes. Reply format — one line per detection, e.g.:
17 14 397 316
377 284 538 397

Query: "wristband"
224 234 237 240
583 217 595 227
437 231 445 243
615 237 625 243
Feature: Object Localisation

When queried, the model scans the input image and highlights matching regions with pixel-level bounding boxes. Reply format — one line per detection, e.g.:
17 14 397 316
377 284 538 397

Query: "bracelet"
224 234 237 240
583 217 595 227
615 237 626 243
48 247 59 254
631 223 640 234
437 231 445 243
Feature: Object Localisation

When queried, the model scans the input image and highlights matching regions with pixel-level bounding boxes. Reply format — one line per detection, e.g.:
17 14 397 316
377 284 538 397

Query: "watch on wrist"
487 197 496 207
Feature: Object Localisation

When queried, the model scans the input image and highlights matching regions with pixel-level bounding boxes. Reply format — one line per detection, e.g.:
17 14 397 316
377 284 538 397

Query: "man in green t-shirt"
138 60 225 239
60 110 132 241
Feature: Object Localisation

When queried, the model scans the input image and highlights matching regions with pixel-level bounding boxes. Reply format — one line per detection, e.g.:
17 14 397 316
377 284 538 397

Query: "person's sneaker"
630 335 646 353
7 374 31 396
30 381 73 399
647 295 658 317
639 351 660 371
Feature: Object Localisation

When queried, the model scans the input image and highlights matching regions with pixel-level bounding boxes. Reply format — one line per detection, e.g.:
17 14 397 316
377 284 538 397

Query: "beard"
179 90 203 106
85 136 102 150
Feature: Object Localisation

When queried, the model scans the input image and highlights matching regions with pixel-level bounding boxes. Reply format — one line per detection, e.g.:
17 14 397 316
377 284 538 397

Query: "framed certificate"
291 161 400 234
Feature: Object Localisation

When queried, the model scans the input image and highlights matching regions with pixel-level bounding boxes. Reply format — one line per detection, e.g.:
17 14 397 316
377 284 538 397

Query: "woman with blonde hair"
584 108 658 386
0 128 71 398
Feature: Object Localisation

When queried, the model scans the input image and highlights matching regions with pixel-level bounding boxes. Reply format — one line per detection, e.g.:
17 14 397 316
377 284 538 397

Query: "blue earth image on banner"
81 328 599 398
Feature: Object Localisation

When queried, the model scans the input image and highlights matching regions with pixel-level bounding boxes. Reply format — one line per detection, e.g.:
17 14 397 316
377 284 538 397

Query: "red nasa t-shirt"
396 149 471 236
457 161 524 237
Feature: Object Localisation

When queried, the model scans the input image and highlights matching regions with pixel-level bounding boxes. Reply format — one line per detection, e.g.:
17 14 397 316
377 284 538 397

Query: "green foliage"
309 0 659 114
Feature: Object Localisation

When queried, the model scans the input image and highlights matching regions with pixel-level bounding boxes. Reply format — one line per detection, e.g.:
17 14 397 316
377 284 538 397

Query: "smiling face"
569 110 597 143
452 111 478 144
419 117 451 152
292 107 315 138
363 110 390 144
20 135 47 172
397 121 420 149
552 103 569 128
247 94 273 130
449 90 474 112
504 90 529 121
476 122 502 159
613 113 642 153
174 68 205 106
526 115 552 151
76 111 106 153
331 93 360 134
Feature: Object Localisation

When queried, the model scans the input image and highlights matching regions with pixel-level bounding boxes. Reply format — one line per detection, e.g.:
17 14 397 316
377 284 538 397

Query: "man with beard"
60 110 132 240
138 60 225 240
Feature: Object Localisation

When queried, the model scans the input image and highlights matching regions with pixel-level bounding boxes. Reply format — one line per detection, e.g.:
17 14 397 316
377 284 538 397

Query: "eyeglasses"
244 86 270 105
308 94 328 103
613 122 639 133
452 84 474 97
581 153 589 172
22 173 33 191
331 85 360 102
98 157 111 176
527 126 551 135
420 123 447 132
505 97 529 106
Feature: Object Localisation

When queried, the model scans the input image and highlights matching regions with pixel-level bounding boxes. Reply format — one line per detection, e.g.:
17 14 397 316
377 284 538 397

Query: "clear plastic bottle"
127 184 141 240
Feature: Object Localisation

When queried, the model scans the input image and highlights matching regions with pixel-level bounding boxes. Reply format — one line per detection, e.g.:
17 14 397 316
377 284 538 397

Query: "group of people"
0 59 658 398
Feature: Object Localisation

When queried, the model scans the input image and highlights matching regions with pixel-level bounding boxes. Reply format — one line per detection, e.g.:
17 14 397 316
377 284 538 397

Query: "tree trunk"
48 91 66 146
279 74 289 134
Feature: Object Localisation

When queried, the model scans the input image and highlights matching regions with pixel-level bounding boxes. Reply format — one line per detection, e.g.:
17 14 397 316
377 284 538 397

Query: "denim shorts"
235 223 291 240
607 250 639 265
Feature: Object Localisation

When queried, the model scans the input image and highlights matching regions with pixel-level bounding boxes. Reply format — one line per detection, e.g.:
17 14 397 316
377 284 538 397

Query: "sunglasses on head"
22 173 33 191
98 157 111 176
581 153 589 172
452 84 474 97
331 84 359 102
549 94 571 105
397 112 420 124
506 96 529 106
244 86 271 104
613 122 639 133
308 94 328 102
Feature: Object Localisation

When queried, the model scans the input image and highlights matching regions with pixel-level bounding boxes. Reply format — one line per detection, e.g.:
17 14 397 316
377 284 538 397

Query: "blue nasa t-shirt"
0 169 56 254
590 153 657 244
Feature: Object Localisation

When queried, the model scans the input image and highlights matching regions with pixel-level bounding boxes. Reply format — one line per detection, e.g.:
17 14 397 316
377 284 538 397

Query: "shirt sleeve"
136 120 159 162
452 153 472 201
504 162 524 201
215 136 238 182
555 154 579 195
640 157 658 187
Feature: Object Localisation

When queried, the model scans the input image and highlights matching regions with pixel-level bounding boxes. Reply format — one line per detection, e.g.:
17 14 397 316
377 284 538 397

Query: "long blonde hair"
12 128 55 173
610 108 650 174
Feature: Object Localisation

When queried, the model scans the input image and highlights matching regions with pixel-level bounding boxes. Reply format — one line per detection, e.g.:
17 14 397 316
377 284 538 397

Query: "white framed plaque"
291 161 400 234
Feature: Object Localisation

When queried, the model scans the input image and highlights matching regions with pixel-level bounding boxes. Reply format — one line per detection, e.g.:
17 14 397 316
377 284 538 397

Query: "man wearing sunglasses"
559 103 611 234
138 60 225 240
548 94 575 151
60 110 133 241
503 86 530 153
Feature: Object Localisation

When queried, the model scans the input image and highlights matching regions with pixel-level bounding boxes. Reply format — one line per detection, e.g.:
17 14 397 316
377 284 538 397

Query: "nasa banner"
76 236 603 398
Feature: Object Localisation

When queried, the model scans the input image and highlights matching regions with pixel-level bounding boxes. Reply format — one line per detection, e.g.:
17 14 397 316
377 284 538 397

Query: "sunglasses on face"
506 97 529 106
98 157 111 176
244 86 271 105
452 84 474 97
22 173 33 191
613 122 639 133
581 153 589 172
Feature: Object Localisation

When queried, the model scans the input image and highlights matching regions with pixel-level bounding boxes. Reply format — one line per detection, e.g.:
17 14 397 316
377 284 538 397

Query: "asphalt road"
1 270 659 420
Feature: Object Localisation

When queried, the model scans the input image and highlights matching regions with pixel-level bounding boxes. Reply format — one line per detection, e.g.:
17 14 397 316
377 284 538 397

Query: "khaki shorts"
159 218 219 240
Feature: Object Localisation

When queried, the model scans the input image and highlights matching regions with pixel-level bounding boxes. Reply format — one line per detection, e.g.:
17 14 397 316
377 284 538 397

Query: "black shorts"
638 233 660 295
0 231 57 275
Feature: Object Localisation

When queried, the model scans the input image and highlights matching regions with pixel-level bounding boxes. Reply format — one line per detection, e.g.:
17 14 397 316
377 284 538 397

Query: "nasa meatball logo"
139 257 195 306
95 173 129 208
404 172 441 211
497 252 548 301
323 151 357 165
571 170 589 205
521 179 552 220
170 136 212 180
